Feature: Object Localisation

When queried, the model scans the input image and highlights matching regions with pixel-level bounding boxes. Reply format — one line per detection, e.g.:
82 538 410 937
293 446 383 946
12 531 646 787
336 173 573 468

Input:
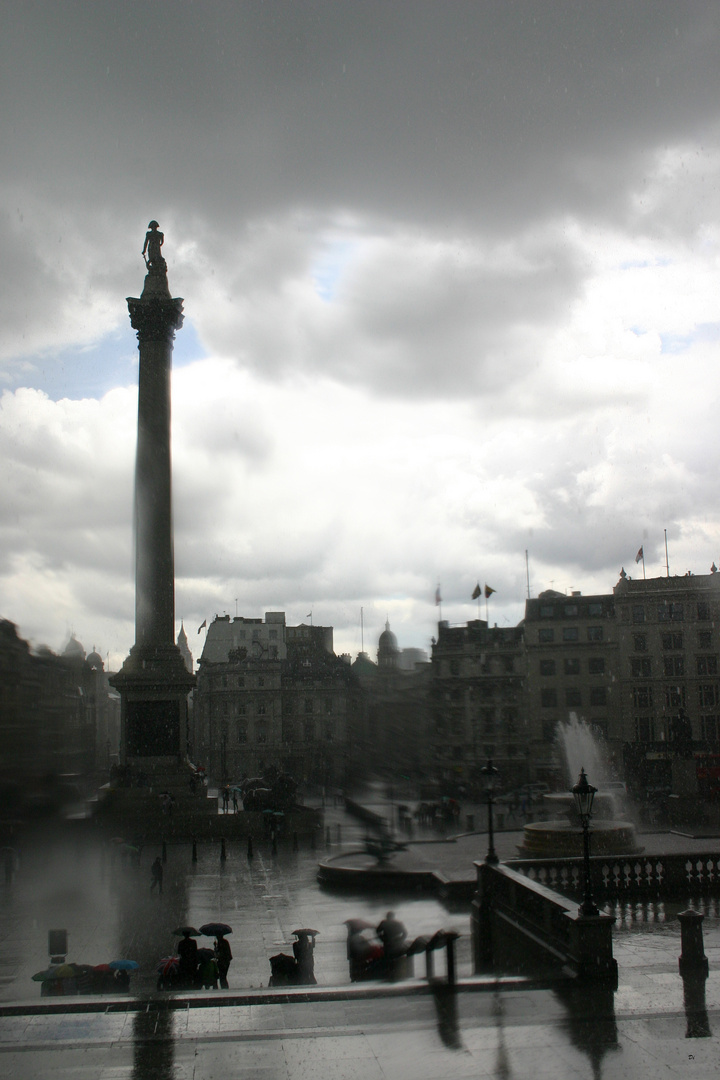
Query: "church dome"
87 647 104 671
63 634 86 661
377 619 400 669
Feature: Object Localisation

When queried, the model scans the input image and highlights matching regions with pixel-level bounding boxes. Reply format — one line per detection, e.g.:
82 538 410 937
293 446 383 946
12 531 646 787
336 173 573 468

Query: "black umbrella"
172 926 200 937
199 922 233 937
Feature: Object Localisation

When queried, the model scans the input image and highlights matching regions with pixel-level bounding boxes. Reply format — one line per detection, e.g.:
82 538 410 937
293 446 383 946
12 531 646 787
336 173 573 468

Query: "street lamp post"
481 759 499 864
572 767 599 917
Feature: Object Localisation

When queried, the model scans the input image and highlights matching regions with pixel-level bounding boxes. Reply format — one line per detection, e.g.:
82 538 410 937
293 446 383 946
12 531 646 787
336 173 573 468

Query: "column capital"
127 296 185 344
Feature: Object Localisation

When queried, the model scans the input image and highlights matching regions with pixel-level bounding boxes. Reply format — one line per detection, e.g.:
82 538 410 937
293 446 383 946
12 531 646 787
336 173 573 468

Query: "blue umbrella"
109 959 139 971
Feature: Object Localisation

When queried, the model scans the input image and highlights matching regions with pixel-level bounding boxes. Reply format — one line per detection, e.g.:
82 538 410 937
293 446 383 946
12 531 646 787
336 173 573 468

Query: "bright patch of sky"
1 320 207 402
311 238 357 301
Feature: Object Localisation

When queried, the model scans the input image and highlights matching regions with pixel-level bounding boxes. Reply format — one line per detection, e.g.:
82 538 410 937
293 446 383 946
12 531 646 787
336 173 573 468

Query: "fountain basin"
517 819 643 858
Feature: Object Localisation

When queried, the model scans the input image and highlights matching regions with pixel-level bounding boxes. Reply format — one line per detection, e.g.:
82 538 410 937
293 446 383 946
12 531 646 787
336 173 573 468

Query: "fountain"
517 715 643 857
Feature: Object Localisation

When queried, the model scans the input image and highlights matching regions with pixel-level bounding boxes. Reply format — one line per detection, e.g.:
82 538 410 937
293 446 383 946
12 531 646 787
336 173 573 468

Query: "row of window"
633 631 714 651
221 698 335 716
634 715 720 743
541 687 607 707
632 684 719 709
236 720 335 744
540 658 605 676
539 602 605 618
538 627 604 643
630 656 718 677
631 601 712 624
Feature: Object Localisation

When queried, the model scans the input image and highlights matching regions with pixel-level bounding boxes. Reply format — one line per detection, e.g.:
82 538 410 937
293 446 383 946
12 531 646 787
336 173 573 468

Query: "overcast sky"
2 1 720 668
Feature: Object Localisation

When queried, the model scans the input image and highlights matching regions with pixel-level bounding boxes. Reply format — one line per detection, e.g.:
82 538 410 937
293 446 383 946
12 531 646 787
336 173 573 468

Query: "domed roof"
63 634 86 660
87 647 104 671
378 620 399 652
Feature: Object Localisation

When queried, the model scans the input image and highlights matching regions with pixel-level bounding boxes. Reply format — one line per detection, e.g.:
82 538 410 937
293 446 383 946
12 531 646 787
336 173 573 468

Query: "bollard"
425 948 435 980
293 832 299 852
445 932 459 987
271 830 277 855
247 836 253 859
192 837 197 863
161 840 167 864
220 837 227 862
679 909 709 976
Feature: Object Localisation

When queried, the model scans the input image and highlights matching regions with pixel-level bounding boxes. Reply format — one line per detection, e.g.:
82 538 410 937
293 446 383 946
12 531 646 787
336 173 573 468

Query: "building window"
237 703 246 716
566 688 582 707
633 634 647 652
590 687 607 707
282 721 293 743
564 604 578 617
323 721 334 742
542 719 557 741
269 629 278 639
502 656 514 673
635 717 653 742
633 686 653 709
697 656 719 676
222 675 228 688
541 689 557 708
237 723 247 743
699 684 719 709
632 605 645 624
540 660 556 676
564 658 580 676
258 677 265 687
303 720 314 742
304 698 313 714
662 632 683 650
698 631 713 650
325 698 333 714
588 602 603 616
450 660 461 675
701 716 718 741
587 626 603 642
255 722 268 744
539 628 555 643
588 658 605 675
283 699 293 715
540 605 555 618
481 708 495 732
658 602 684 622
256 701 266 716
562 627 579 642
664 685 686 708
698 602 711 621
237 677 245 687
223 702 228 715
631 657 652 678
663 656 685 677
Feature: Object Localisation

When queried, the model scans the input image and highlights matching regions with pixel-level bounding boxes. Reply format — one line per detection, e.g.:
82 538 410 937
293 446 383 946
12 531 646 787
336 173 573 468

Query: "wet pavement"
0 795 719 1077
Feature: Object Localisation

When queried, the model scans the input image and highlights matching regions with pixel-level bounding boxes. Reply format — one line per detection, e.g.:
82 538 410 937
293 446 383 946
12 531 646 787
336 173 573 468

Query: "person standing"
376 911 407 958
150 856 163 894
177 931 198 986
215 934 232 989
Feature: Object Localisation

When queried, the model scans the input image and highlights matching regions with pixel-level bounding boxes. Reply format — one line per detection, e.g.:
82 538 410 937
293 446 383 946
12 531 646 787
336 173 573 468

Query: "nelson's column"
110 222 195 791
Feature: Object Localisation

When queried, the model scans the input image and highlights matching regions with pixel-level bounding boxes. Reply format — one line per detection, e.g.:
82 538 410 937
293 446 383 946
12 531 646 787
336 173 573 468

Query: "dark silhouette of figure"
150 856 163 894
376 911 407 957
215 935 232 989
177 931 198 986
232 789 239 813
142 220 167 275
222 786 230 813
293 932 317 985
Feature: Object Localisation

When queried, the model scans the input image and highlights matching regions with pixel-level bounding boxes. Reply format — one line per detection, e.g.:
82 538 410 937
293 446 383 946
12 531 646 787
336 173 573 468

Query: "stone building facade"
192 613 362 787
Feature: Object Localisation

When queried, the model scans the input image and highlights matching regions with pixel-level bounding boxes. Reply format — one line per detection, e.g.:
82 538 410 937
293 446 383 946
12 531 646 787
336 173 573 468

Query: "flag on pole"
197 619 207 634
635 546 644 564
435 586 442 605
484 584 496 598
471 583 481 599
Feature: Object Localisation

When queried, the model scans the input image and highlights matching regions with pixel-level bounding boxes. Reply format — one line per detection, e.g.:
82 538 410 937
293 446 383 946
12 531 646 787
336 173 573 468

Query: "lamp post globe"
572 767 599 917
481 759 499 864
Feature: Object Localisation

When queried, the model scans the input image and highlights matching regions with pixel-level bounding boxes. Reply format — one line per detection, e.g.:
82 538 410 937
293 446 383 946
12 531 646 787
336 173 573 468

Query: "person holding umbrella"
199 923 233 989
175 927 200 986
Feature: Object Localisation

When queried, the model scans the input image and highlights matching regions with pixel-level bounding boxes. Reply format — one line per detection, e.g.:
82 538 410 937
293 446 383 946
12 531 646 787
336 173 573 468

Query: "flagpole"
525 549 531 599
664 529 670 578
642 552 646 580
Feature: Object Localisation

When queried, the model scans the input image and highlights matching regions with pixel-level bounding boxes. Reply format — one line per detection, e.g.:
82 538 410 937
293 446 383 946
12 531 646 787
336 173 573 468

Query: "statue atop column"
138 220 172 300
142 220 167 276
